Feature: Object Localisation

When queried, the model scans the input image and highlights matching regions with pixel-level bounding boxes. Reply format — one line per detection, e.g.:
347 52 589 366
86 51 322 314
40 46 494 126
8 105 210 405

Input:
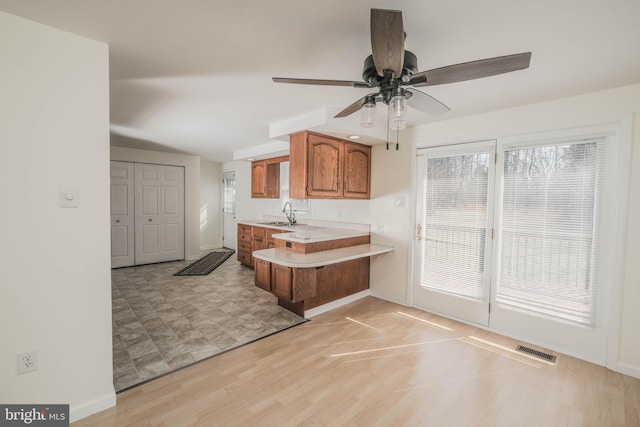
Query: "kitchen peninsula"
237 219 393 317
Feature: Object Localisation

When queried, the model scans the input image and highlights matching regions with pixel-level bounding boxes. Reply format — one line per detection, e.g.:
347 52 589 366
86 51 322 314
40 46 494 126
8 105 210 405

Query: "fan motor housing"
362 50 418 83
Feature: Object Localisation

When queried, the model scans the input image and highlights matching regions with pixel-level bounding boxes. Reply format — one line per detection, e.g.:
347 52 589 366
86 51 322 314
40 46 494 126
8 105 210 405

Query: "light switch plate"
60 187 79 208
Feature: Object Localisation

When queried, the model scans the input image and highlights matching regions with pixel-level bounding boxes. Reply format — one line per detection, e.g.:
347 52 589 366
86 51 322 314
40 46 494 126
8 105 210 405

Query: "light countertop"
237 219 369 244
271 227 369 244
252 244 394 268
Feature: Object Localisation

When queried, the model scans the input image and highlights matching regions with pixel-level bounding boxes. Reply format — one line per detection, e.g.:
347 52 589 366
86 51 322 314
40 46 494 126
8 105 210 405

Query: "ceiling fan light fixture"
360 95 377 128
273 10 531 131
389 94 407 130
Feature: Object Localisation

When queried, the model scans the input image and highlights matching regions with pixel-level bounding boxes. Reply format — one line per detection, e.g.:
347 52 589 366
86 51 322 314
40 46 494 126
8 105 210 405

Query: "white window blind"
422 149 492 299
496 137 607 326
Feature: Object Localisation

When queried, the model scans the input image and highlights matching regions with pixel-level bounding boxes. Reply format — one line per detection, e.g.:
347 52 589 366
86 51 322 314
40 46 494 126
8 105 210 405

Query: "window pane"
422 151 491 299
222 172 235 213
497 140 604 325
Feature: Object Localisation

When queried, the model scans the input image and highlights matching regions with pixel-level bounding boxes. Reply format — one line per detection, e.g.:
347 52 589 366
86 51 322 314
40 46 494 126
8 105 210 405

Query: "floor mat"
174 250 235 276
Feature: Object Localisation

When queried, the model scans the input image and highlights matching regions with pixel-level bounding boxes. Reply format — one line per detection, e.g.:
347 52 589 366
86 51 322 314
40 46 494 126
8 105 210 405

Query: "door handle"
416 224 422 242
148 218 152 222
116 219 120 223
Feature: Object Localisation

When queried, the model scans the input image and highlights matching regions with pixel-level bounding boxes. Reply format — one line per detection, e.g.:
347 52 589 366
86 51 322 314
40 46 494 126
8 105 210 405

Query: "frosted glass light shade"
389 95 407 130
361 101 376 128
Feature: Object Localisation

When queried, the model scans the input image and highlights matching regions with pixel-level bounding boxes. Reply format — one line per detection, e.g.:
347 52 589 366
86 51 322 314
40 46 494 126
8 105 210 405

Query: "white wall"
200 160 222 250
369 145 413 305
110 146 202 260
0 11 114 421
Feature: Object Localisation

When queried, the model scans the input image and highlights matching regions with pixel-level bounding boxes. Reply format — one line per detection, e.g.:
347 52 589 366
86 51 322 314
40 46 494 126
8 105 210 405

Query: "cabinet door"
253 236 266 251
254 259 271 291
237 250 252 266
288 131 309 199
251 161 267 198
292 268 317 302
237 224 253 266
238 224 252 243
266 228 277 248
307 134 343 198
343 142 371 199
272 264 292 300
252 158 284 199
252 226 266 251
265 162 280 198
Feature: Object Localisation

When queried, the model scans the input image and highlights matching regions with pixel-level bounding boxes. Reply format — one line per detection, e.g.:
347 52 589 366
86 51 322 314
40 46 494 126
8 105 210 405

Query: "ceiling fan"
273 8 531 130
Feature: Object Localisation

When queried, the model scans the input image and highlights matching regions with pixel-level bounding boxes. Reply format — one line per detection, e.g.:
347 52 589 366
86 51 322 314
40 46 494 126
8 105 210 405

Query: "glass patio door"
413 124 623 363
413 141 496 326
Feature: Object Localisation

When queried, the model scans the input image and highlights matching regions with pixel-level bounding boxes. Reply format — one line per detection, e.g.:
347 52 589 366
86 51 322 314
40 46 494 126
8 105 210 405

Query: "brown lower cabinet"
237 224 253 266
255 257 370 316
271 264 317 303
254 258 271 291
237 224 282 267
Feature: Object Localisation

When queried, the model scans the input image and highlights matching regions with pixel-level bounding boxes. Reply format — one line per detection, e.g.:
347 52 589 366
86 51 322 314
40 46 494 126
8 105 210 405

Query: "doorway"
413 141 495 326
222 171 237 250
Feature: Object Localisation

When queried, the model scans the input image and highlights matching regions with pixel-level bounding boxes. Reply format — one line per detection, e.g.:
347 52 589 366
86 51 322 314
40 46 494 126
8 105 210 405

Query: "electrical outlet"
17 350 38 375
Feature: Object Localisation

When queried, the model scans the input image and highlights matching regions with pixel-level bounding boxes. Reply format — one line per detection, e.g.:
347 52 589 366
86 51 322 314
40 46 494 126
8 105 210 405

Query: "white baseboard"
617 362 640 380
304 290 371 318
70 391 116 423
369 290 409 307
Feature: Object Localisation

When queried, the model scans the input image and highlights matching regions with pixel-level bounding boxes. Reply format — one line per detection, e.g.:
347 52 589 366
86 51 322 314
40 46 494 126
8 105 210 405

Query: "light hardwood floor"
74 297 640 426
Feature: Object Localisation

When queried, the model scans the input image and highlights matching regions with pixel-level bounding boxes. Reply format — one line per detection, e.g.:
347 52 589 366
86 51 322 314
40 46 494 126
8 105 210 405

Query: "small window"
280 162 310 214
222 171 235 214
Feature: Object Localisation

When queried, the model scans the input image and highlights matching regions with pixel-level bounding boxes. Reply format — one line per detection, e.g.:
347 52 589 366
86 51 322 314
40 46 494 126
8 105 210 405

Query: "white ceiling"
2 0 640 162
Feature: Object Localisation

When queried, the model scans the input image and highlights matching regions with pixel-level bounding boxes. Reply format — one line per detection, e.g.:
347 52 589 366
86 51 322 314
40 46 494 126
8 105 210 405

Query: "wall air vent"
516 345 557 363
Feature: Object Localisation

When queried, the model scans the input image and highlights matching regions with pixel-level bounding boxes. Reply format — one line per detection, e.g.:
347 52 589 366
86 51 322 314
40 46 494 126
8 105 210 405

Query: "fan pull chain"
385 105 401 150
386 105 390 150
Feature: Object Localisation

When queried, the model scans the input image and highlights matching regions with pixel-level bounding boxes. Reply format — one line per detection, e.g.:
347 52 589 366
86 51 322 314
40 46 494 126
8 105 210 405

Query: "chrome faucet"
283 201 296 225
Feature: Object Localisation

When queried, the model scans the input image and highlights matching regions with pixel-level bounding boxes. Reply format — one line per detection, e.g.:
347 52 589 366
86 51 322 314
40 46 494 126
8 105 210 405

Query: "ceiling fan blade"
406 89 450 116
409 52 532 86
370 9 405 77
334 95 369 118
273 77 370 88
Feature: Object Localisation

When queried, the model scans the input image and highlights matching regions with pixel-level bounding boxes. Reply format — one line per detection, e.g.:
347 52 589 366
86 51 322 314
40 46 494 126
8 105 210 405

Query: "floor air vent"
516 345 557 363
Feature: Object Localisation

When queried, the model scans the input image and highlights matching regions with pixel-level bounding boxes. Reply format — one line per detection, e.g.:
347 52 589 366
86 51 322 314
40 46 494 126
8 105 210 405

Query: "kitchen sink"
257 221 294 226
256 221 316 229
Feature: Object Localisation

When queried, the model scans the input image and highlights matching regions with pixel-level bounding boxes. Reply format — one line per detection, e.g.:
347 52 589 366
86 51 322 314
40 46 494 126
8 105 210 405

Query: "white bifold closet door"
110 162 185 267
110 161 135 268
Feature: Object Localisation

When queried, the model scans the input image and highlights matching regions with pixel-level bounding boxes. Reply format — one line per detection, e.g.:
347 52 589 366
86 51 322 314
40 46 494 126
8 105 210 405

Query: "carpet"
174 250 235 276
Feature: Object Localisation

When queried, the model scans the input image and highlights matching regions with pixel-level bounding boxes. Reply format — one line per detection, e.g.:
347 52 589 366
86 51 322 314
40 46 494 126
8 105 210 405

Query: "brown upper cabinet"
251 155 289 198
289 131 371 199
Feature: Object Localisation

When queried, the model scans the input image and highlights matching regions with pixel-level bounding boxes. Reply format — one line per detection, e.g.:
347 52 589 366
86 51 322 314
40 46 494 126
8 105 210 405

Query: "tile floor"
111 251 306 392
